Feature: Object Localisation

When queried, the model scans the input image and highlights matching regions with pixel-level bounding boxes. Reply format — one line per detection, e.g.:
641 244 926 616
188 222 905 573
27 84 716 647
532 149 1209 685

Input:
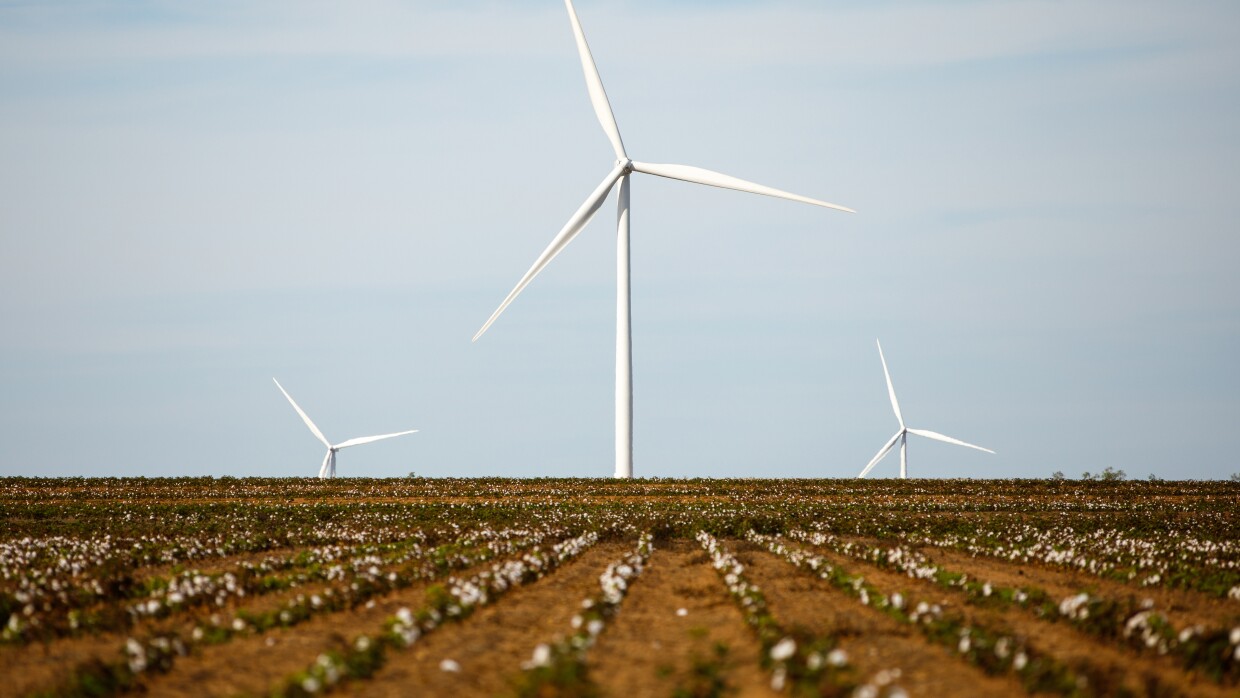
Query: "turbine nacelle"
617 158 634 174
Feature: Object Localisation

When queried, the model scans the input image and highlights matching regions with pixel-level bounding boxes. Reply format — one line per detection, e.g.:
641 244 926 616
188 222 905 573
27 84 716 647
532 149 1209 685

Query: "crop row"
789 529 1240 683
33 527 565 697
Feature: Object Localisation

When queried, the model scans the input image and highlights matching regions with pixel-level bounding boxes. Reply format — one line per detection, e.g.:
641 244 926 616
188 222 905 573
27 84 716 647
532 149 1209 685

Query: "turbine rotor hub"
617 158 634 174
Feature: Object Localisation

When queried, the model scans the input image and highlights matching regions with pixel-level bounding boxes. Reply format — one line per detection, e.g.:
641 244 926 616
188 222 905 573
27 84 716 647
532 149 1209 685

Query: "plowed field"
1 477 1236 697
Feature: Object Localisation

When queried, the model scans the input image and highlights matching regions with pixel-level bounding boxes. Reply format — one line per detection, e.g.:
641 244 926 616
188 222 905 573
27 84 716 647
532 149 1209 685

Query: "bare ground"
799 540 1235 698
343 542 630 698
587 540 772 697
733 540 1029 698
914 543 1240 631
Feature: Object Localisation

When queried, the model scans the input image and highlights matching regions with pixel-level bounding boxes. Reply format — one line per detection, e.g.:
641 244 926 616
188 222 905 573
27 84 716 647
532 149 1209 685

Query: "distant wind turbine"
473 0 853 479
857 340 994 479
273 378 417 479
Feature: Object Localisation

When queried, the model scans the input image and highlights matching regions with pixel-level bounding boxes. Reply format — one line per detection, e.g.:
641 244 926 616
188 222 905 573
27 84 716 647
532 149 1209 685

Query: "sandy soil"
799 540 1235 698
588 540 772 697
733 541 1026 698
344 542 630 697
914 542 1240 630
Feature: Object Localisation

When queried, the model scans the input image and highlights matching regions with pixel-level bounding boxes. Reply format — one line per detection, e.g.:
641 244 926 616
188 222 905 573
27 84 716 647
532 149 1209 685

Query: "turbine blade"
273 378 331 448
473 165 625 341
907 428 995 454
876 340 904 428
858 432 901 478
631 161 854 213
564 0 626 159
334 429 418 450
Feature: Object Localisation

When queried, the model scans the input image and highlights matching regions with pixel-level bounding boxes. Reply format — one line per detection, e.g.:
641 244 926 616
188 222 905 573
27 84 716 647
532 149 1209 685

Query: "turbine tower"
273 378 417 479
857 340 994 479
473 0 853 478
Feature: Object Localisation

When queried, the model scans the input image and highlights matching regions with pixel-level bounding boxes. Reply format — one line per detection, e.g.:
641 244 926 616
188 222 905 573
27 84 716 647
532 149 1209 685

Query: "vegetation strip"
3 478 1236 696
749 530 1194 697
33 529 555 698
3 519 557 645
882 518 1240 600
274 531 600 696
510 532 654 695
696 532 862 696
790 528 1240 683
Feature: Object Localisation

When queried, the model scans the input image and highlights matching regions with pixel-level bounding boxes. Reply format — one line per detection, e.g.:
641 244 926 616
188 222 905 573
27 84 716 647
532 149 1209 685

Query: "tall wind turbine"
857 340 994 479
473 0 853 478
273 378 417 479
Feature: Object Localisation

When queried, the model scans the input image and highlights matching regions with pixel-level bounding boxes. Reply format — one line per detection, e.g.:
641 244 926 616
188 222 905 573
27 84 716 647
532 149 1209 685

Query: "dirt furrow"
342 542 629 697
132 544 306 583
913 542 1240 630
803 541 1235 697
586 540 770 697
734 540 1026 697
6 576 354 695
136 542 565 698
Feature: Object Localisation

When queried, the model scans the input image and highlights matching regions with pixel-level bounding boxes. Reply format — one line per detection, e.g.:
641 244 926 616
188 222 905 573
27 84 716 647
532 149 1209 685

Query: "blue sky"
1 0 1237 479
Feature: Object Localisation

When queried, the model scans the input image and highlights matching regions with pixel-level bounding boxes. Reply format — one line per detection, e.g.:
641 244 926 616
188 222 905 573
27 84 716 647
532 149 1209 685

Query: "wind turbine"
273 378 417 479
473 0 853 478
857 340 994 479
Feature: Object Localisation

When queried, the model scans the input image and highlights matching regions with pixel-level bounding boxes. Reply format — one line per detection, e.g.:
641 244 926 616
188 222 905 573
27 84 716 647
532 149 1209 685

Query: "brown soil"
4 632 133 698
733 540 1028 698
914 543 1240 630
798 541 1235 698
343 542 631 697
587 541 771 697
132 545 302 584
3 576 341 696
136 544 579 698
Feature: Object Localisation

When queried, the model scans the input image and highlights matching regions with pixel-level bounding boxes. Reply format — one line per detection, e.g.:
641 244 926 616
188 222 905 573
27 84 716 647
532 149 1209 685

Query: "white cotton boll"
529 643 551 668
827 648 849 667
1013 652 1028 671
770 637 796 661
587 619 604 636
439 658 461 672
676 608 688 617
770 667 786 692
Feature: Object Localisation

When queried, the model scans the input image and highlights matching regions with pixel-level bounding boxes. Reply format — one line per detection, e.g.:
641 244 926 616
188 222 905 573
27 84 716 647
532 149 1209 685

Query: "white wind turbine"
473 0 853 478
273 378 417 479
858 340 994 479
